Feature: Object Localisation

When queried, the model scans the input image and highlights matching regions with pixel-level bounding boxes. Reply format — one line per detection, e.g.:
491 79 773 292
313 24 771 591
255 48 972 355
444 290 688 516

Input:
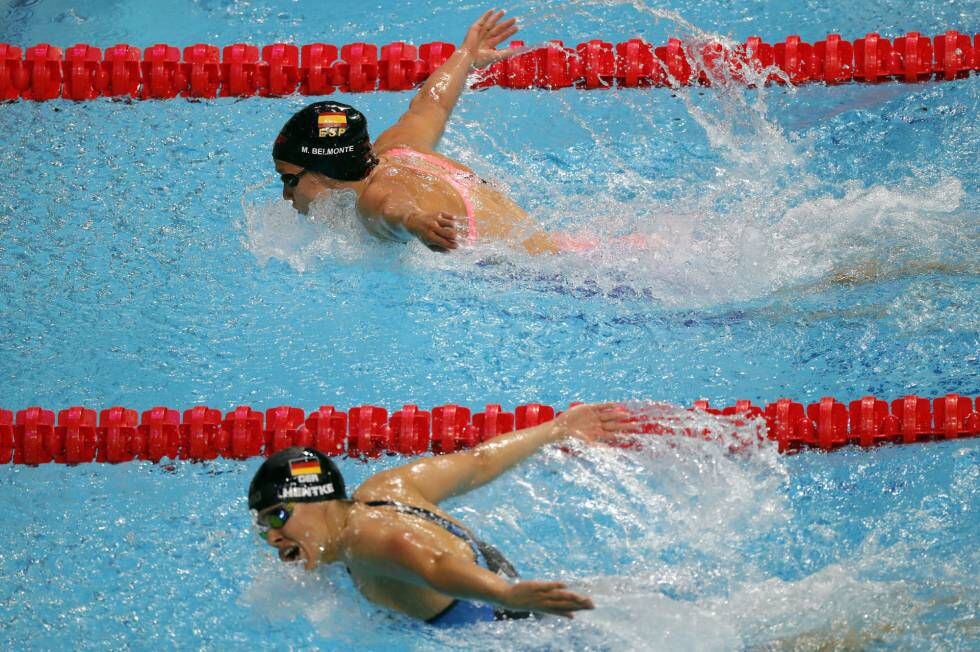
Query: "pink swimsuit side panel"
382 147 479 244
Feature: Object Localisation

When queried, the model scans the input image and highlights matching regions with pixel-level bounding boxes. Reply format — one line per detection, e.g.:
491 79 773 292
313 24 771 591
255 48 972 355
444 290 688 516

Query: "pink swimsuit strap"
382 147 479 244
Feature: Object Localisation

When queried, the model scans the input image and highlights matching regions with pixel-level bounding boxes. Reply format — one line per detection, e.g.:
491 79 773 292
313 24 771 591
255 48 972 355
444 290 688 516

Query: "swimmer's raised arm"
383 403 636 505
373 10 519 153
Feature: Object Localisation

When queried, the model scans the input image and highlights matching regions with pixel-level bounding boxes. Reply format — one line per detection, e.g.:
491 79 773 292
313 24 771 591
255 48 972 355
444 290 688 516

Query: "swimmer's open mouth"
279 545 302 563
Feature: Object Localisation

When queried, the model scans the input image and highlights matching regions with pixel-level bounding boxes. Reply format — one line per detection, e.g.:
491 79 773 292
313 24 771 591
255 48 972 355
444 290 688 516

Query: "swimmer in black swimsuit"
362 500 532 626
247 403 638 626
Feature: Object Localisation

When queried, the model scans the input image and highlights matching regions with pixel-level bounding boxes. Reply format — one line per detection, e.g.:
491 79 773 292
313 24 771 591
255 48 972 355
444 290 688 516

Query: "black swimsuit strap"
362 500 521 580
363 500 483 559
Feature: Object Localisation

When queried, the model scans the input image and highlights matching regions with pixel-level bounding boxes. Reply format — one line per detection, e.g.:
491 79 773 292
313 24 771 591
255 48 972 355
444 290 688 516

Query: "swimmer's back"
342 476 481 620
367 143 558 253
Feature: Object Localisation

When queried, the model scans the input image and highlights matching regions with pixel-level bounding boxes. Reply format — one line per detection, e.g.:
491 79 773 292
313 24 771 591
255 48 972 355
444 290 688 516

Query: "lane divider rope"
1 393 978 465
0 30 976 101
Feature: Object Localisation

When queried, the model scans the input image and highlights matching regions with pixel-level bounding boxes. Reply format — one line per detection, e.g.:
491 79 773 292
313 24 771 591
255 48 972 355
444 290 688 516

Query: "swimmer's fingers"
426 230 458 251
432 233 458 249
433 212 461 246
504 581 594 618
409 211 460 251
595 403 640 427
466 10 521 67
465 10 495 46
486 18 519 48
434 212 458 228
475 9 494 28
596 405 645 436
589 402 636 419
539 596 595 618
480 9 506 33
557 403 642 442
538 587 595 612
592 401 630 413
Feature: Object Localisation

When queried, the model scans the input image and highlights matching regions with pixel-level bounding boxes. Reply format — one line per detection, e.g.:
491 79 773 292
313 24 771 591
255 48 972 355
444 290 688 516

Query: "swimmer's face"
275 159 331 215
259 502 324 571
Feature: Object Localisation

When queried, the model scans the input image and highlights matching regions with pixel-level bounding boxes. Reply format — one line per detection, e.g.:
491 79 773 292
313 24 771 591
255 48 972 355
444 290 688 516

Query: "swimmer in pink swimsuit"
272 10 569 254
378 147 482 245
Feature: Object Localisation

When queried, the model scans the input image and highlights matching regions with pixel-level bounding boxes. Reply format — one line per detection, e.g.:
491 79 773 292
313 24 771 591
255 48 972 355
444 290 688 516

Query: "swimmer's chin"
281 543 320 571
301 547 319 571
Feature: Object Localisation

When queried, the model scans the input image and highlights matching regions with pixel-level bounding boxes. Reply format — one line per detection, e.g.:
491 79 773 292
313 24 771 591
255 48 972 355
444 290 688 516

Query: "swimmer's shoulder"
356 166 410 217
373 135 435 158
357 150 449 213
373 144 432 167
352 466 449 518
374 142 476 175
344 480 443 568
341 508 415 574
351 466 421 503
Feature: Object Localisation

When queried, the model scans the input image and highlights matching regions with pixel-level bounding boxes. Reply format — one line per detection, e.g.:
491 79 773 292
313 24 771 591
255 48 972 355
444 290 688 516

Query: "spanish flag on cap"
317 112 347 136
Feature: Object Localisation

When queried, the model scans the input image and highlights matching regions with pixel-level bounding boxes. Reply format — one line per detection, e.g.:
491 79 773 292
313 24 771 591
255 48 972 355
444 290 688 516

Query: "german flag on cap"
289 458 322 476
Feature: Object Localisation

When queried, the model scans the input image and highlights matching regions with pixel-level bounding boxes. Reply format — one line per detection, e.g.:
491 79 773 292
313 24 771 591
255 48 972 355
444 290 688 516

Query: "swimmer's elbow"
367 203 413 241
398 542 474 596
420 549 490 598
377 197 414 229
379 532 443 587
369 218 411 243
408 93 449 121
466 447 496 490
419 550 457 589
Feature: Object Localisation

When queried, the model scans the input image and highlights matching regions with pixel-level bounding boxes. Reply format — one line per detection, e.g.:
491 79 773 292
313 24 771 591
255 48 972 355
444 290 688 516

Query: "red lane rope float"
1 394 978 465
0 30 977 101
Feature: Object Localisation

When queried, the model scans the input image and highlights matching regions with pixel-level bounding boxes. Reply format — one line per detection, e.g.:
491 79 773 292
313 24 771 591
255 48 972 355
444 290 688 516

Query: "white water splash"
240 187 408 271
240 4 975 309
239 409 977 650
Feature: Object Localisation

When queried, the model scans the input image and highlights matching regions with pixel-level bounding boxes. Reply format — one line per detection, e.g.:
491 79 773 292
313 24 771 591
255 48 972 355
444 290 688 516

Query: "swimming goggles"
254 503 294 539
279 169 309 188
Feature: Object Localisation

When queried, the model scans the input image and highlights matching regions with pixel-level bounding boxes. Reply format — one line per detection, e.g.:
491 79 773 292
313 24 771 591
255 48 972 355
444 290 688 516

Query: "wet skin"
273 10 560 254
256 402 639 621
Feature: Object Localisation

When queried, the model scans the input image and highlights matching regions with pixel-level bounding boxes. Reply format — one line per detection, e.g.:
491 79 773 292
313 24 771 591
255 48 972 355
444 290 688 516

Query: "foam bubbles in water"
242 556 416 647
240 61 972 306
241 187 391 271
722 560 927 649
239 407 796 650
233 410 976 650
450 3 975 306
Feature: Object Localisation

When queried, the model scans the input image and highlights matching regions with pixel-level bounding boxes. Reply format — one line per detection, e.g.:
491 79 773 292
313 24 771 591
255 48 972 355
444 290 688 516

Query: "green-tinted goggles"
254 503 294 539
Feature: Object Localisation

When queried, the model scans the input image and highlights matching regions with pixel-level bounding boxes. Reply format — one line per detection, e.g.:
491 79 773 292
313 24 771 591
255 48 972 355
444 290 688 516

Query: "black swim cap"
248 447 347 513
272 101 378 181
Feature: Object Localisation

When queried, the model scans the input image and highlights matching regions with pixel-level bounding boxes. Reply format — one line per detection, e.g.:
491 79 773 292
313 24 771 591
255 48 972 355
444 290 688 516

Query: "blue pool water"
1 0 977 649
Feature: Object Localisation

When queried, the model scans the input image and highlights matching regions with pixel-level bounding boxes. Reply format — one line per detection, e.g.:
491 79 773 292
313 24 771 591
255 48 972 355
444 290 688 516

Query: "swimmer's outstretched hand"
555 403 640 444
405 210 461 251
502 580 594 618
463 9 520 69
